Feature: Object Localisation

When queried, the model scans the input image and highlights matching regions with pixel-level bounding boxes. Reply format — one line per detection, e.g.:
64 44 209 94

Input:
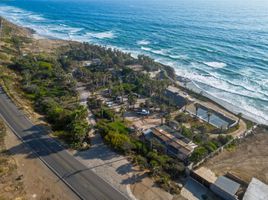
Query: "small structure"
82 59 101 67
191 167 217 187
164 86 187 108
82 60 92 67
92 58 101 65
210 176 240 200
143 125 197 160
126 64 143 72
243 178 268 200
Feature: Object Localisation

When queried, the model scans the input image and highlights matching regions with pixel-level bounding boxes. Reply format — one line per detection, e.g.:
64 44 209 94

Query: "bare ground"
2 124 78 200
203 126 268 184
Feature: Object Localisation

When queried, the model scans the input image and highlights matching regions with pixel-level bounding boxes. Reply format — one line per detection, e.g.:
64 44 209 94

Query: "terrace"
188 103 237 130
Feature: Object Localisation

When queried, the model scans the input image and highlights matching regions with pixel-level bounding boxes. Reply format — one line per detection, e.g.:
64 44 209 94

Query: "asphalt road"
0 87 129 200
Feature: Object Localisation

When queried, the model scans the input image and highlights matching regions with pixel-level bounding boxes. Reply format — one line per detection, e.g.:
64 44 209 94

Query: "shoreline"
176 76 261 124
1 16 266 125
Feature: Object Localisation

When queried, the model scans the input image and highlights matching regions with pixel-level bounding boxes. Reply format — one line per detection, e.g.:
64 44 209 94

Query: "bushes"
95 107 115 121
181 125 193 138
96 120 133 153
9 55 89 149
190 147 208 163
104 131 133 153
133 155 149 169
96 120 129 136
38 61 52 71
175 113 191 123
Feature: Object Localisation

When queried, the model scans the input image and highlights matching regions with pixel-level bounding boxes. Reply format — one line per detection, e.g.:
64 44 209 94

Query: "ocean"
0 0 267 124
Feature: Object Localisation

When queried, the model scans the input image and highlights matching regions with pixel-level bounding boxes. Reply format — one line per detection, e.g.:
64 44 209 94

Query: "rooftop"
167 85 181 94
151 125 197 156
194 167 217 184
214 176 240 195
243 178 268 200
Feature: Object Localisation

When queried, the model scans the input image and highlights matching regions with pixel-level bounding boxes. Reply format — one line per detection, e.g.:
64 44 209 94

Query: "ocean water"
0 0 267 124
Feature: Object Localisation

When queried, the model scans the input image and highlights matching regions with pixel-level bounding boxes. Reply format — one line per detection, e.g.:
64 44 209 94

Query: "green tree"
128 92 137 109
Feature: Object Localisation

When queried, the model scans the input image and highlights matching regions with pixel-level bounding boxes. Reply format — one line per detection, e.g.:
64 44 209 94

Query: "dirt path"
4 125 79 200
203 126 268 184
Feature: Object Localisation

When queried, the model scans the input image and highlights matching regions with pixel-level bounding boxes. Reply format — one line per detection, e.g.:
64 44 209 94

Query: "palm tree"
184 98 189 112
237 112 242 124
164 113 172 124
160 104 167 125
207 110 212 124
195 104 199 116
128 92 137 109
119 106 126 121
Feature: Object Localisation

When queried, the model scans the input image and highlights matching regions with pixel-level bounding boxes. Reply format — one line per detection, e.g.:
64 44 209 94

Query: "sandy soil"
3 125 79 200
203 126 268 184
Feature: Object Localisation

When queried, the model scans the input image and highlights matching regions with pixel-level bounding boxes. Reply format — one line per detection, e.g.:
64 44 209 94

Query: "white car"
106 101 113 107
137 109 150 115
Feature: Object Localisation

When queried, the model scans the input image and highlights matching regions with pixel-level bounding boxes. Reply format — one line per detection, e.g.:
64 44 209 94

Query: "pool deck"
186 98 247 138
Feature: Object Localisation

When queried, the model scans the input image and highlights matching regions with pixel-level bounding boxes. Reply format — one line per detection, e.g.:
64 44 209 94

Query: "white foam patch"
137 40 150 45
169 54 188 59
204 61 227 68
86 31 115 39
0 5 116 42
141 46 168 56
141 46 152 51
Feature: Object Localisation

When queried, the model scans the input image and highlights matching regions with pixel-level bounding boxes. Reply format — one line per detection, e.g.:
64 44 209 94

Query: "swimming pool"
195 105 236 129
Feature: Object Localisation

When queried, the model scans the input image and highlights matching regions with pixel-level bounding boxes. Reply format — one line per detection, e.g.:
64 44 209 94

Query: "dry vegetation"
0 120 26 200
203 125 268 184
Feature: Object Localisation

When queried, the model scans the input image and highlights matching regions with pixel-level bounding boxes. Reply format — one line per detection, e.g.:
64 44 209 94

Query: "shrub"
190 147 208 163
133 155 149 169
38 61 53 70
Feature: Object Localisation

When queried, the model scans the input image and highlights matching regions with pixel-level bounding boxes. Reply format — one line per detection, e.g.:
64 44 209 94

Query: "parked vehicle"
137 109 150 115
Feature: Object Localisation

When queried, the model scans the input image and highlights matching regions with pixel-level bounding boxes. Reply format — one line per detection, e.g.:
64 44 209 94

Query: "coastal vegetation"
0 17 246 194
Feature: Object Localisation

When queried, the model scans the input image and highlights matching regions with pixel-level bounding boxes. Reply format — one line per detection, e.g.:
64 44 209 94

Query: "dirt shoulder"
202 126 268 184
2 123 78 200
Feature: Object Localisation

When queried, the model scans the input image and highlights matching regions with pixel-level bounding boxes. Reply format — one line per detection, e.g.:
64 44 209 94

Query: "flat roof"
167 85 181 94
214 176 240 195
151 126 197 156
194 167 217 184
243 178 268 200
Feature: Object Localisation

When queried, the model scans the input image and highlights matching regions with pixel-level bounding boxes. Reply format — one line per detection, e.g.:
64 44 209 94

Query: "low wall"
189 125 258 170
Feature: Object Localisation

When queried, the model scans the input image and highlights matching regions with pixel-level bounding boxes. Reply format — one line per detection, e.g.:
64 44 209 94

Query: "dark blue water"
0 0 268 124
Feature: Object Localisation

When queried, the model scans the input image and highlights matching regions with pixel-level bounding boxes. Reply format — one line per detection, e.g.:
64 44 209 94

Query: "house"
243 178 268 200
82 60 92 67
82 58 101 67
210 176 240 200
143 125 197 161
92 58 101 66
164 86 187 108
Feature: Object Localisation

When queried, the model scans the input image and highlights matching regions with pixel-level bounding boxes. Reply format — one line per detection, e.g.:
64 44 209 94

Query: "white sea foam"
0 6 45 23
141 46 168 56
86 31 115 39
137 40 150 45
0 5 115 42
169 54 188 59
203 61 227 68
174 66 268 124
141 46 152 51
